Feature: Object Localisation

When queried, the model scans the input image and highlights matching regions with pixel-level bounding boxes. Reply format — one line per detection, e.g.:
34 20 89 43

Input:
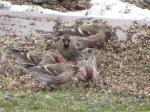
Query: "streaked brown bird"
7 48 62 66
23 62 78 90
34 70 76 90
60 31 110 50
60 22 111 49
24 62 78 76
75 55 98 86
59 30 110 62
61 22 111 37
59 33 82 62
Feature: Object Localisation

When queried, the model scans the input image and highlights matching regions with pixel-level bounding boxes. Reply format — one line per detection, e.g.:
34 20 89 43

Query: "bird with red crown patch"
75 55 98 86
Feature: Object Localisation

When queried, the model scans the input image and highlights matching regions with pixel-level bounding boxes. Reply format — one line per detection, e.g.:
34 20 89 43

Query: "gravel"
0 20 150 97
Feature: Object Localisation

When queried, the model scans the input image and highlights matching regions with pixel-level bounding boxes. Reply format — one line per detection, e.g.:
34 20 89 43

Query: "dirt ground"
2 0 91 11
0 20 150 98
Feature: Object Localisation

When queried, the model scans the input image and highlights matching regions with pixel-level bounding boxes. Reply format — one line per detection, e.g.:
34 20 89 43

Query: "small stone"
74 4 86 10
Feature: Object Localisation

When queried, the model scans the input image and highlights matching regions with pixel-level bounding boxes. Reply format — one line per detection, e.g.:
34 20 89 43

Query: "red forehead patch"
86 68 93 79
54 56 61 63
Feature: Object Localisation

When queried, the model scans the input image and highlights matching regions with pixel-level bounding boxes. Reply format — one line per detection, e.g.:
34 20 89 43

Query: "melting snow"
0 0 150 21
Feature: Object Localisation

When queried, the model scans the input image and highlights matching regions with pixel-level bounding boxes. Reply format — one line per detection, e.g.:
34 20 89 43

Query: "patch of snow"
116 30 128 41
0 1 11 9
0 0 150 21
87 0 150 20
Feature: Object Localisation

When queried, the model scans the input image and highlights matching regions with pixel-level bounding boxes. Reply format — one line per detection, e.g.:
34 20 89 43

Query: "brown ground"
0 21 150 97
2 0 91 12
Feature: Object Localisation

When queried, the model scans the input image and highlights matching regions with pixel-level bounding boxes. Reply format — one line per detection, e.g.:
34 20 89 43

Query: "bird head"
50 51 62 63
78 56 97 80
53 55 62 63
62 34 71 49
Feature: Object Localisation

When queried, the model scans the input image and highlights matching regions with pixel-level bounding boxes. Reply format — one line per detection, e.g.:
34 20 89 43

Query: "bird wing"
31 70 75 85
77 32 106 48
43 63 65 75
48 71 75 85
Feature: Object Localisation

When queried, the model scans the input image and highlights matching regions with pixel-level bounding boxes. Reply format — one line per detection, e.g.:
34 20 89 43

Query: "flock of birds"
0 21 111 90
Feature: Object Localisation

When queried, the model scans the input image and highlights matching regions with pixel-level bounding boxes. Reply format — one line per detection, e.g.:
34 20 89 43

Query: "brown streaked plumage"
23 62 78 90
62 22 111 37
59 34 82 62
9 49 62 66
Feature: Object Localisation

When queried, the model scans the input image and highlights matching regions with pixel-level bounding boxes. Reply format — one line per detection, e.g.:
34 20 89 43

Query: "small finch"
59 33 82 62
23 62 78 90
7 48 62 66
75 55 98 85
